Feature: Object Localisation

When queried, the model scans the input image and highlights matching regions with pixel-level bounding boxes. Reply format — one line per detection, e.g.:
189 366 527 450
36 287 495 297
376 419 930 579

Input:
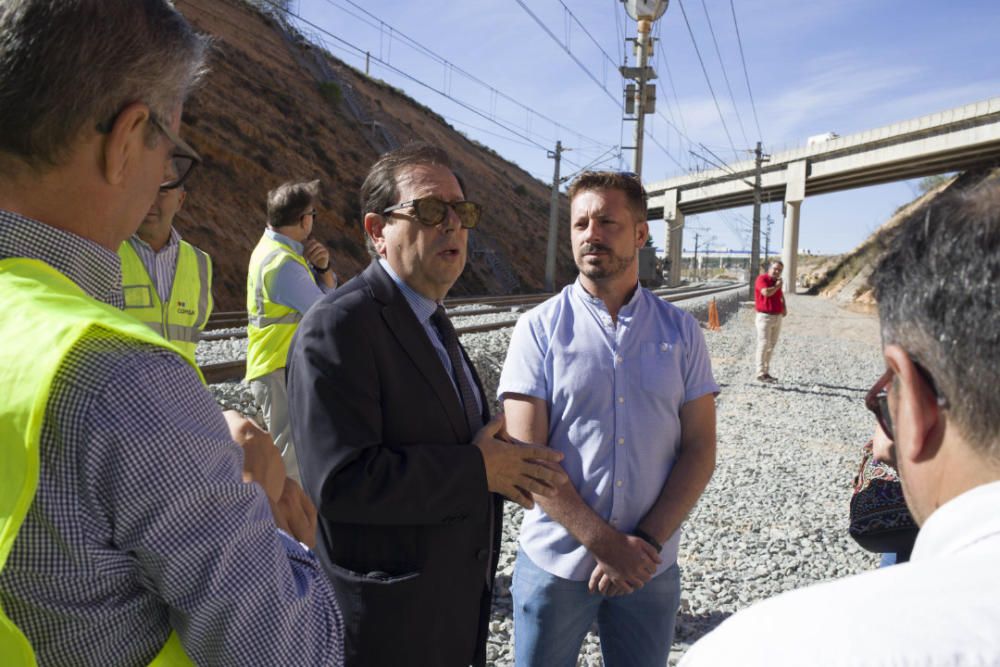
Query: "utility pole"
692 232 700 281
763 214 773 263
629 18 653 176
619 0 668 177
544 141 563 292
749 141 770 299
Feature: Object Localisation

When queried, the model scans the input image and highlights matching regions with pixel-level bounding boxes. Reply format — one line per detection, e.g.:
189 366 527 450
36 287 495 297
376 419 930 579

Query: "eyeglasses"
865 360 949 441
382 197 481 229
149 113 201 190
96 107 201 190
300 209 318 221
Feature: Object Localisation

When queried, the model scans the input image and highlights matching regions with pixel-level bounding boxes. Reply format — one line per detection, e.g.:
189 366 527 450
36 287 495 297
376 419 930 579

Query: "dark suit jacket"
287 260 502 667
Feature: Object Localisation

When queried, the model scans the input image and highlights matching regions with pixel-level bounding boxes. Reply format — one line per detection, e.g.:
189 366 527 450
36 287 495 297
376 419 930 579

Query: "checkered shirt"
126 227 181 303
0 210 344 666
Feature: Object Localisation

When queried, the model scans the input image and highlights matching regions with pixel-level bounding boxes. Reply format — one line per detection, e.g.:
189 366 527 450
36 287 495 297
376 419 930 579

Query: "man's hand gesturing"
474 414 568 509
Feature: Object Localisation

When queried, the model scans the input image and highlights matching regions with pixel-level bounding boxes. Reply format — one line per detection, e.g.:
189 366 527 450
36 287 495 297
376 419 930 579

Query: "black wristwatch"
633 527 663 553
313 264 331 274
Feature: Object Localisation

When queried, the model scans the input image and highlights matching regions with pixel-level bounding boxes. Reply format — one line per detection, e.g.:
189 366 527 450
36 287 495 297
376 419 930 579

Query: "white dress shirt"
680 480 1000 666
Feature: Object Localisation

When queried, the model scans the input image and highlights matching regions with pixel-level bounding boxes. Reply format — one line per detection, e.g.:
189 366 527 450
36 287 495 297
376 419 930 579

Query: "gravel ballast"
205 288 882 665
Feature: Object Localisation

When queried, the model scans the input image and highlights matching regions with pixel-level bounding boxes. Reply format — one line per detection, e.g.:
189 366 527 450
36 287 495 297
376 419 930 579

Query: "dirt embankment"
800 167 1000 308
173 0 578 311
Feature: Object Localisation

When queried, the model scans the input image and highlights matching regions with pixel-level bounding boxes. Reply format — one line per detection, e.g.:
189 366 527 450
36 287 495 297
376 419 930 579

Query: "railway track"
198 282 740 383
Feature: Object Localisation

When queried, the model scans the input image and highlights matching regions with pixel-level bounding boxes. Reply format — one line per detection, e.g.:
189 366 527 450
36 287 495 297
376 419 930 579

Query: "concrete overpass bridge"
645 97 1000 286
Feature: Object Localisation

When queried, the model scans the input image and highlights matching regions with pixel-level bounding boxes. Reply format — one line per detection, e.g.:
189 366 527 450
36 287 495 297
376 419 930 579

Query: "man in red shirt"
754 260 786 382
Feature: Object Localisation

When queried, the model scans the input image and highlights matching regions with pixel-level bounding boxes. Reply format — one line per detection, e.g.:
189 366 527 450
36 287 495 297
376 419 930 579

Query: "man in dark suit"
287 142 568 667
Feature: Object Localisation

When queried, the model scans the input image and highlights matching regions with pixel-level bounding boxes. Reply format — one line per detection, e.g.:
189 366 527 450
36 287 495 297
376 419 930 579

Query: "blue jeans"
512 547 681 667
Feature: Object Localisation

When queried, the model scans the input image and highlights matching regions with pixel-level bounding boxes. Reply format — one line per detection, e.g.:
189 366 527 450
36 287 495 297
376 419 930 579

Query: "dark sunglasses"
865 360 949 441
382 197 481 229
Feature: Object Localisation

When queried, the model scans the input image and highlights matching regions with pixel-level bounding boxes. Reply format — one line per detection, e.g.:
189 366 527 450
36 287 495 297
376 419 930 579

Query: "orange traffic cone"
708 298 721 331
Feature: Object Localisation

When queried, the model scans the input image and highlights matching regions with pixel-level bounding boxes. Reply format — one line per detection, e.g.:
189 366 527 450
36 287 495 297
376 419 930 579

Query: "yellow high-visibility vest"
245 234 314 382
0 257 199 666
118 237 213 364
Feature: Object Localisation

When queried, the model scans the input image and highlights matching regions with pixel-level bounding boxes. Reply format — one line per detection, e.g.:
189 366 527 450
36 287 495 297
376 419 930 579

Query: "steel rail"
198 283 740 382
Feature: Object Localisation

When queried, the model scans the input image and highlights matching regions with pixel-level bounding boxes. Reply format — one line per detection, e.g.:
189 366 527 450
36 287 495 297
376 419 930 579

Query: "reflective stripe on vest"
0 258 199 666
244 236 312 382
118 238 213 364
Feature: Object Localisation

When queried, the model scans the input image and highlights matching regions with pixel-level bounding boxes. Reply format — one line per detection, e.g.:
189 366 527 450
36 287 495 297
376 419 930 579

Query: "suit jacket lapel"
363 261 472 442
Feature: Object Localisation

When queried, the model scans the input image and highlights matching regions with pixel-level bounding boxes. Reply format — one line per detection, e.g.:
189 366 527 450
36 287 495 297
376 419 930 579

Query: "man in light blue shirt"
498 171 719 667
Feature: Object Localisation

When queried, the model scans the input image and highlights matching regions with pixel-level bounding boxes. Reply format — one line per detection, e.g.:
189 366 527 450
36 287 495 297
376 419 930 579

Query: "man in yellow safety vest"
0 2 343 665
246 179 338 480
118 162 212 364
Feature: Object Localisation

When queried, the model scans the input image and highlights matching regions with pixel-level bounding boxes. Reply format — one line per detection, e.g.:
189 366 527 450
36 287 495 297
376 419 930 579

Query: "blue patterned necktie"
431 305 494 587
431 305 482 433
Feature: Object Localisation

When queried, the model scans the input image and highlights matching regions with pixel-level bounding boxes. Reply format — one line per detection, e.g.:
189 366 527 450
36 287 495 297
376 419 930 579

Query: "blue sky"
292 0 1000 255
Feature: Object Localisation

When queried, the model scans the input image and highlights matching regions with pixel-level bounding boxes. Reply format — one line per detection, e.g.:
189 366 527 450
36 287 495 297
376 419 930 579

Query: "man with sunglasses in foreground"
681 178 1000 665
246 180 337 480
287 142 569 666
118 158 212 365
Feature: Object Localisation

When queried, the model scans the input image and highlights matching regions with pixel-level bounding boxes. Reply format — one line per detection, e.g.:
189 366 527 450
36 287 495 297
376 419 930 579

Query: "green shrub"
318 81 342 108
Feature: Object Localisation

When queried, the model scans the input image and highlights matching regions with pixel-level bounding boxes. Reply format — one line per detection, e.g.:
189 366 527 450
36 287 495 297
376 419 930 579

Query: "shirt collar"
130 226 181 254
571 276 643 321
911 479 1000 561
0 208 123 306
265 227 304 254
378 257 440 324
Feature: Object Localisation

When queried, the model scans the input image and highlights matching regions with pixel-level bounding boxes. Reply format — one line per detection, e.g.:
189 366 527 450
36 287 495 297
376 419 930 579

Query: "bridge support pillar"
664 189 684 287
781 161 807 288
781 201 801 288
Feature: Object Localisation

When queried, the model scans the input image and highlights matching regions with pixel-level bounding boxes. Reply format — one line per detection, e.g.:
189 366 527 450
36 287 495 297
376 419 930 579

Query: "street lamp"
622 0 668 21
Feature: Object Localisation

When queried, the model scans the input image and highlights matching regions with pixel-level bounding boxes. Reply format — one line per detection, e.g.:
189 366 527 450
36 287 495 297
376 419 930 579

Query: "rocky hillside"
801 167 1000 306
172 0 577 310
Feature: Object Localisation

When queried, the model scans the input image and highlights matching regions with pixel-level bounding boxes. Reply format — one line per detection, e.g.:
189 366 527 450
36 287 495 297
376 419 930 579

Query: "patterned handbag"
848 440 919 553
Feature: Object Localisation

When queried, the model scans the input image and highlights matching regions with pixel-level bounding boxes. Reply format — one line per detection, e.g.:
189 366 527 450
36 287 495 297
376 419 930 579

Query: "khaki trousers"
755 312 783 376
250 368 300 482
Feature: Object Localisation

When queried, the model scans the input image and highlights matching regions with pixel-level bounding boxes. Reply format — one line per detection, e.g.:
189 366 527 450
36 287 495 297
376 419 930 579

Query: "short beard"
576 243 636 280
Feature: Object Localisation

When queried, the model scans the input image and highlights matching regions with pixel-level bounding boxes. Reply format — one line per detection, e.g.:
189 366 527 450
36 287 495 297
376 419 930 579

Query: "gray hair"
0 0 209 174
869 179 1000 458
359 142 461 258
267 180 320 228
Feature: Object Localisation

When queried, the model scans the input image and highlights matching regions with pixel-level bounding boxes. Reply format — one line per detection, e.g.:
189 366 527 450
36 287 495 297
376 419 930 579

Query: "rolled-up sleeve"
497 315 549 402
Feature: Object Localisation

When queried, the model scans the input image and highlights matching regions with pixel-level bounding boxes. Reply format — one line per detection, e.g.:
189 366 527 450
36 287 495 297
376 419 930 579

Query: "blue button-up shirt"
378 258 483 415
498 280 719 580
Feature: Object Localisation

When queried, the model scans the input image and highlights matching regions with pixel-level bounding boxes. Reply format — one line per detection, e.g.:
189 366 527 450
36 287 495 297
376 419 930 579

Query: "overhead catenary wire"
650 21 700 172
255 0 608 166
514 0 622 110
555 0 621 78
699 0 749 147
560 144 624 184
316 0 612 152
675 0 741 162
729 0 764 145
516 0 687 174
